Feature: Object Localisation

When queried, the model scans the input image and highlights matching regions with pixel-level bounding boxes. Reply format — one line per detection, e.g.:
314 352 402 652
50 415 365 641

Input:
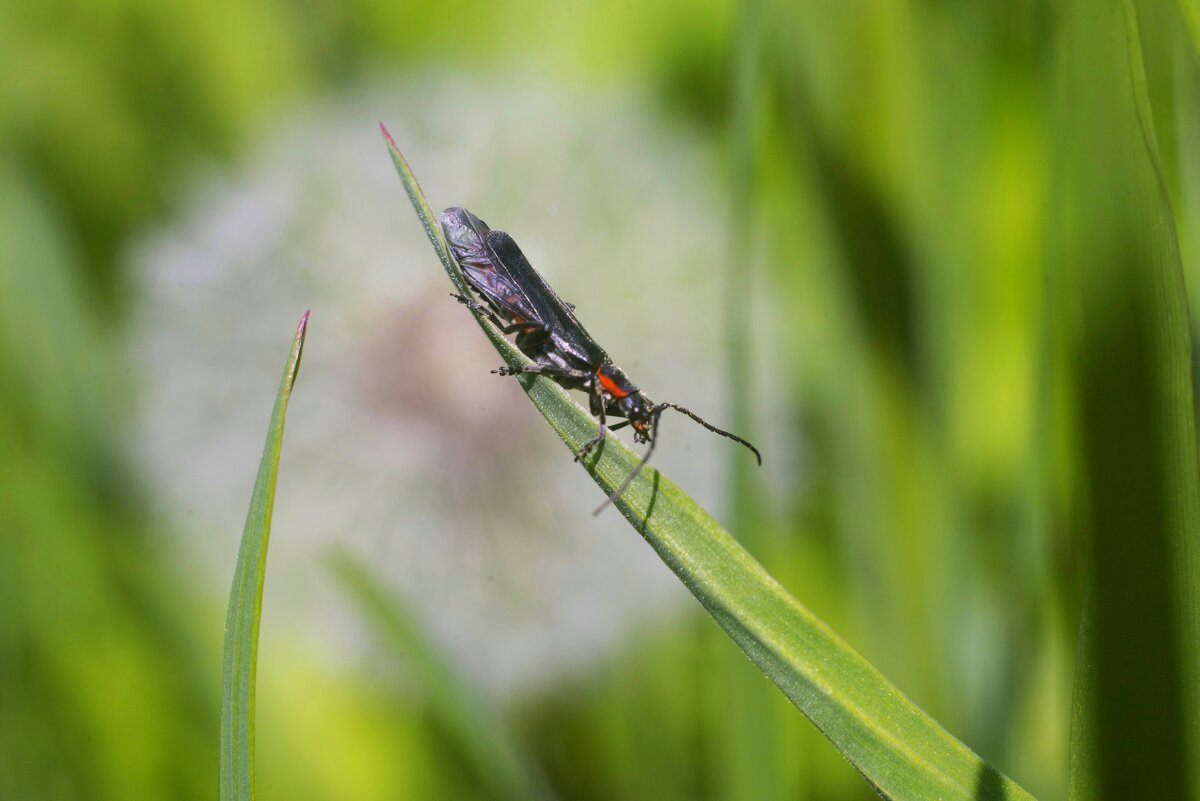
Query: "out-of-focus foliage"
0 0 302 302
3 0 1200 798
331 552 558 801
0 0 734 305
0 161 215 800
1058 1 1200 798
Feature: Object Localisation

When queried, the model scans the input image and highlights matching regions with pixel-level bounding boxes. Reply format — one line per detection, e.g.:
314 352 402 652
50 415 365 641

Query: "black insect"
441 207 761 514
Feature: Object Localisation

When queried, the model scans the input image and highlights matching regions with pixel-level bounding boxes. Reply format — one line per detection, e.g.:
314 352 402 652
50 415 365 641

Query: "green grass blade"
219 311 309 801
328 551 557 801
719 3 788 799
1176 0 1200 60
1067 594 1098 801
382 132 1036 801
1061 0 1200 797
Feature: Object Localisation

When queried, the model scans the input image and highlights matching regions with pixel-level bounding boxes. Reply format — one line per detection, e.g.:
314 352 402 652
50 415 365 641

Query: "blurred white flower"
127 75 740 697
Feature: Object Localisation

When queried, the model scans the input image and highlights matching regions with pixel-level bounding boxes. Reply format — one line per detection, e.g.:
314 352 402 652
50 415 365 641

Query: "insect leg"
576 384 607 463
492 363 591 379
450 293 536 335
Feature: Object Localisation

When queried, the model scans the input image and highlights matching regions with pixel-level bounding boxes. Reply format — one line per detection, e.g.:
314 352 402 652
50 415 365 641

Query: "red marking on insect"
596 369 630 398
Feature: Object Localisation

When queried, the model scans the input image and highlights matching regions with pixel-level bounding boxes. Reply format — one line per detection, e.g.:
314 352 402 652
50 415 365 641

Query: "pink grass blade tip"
379 122 398 149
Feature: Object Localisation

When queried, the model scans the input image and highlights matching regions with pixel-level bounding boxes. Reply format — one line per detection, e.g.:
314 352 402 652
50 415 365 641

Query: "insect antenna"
657 403 763 465
590 403 761 516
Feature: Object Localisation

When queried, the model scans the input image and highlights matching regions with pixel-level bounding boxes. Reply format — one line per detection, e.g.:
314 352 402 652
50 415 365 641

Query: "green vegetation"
5 0 1200 798
385 131 1033 799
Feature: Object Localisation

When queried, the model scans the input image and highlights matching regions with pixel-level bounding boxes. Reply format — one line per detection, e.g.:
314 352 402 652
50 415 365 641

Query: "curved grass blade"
219 311 309 801
329 550 557 801
381 131 1036 801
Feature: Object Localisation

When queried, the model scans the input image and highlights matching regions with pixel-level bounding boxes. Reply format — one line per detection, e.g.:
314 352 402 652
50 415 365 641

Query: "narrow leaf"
219 311 309 801
382 132 1035 801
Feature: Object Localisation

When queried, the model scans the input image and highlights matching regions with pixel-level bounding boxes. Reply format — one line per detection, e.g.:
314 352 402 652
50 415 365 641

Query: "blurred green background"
4 0 1200 798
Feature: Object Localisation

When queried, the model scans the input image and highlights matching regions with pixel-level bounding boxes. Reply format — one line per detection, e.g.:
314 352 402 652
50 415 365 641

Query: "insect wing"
441 207 492 269
465 263 542 327
441 207 544 326
483 229 605 366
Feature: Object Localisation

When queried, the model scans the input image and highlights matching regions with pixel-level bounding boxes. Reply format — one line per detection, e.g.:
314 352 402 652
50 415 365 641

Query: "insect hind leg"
492 363 591 380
